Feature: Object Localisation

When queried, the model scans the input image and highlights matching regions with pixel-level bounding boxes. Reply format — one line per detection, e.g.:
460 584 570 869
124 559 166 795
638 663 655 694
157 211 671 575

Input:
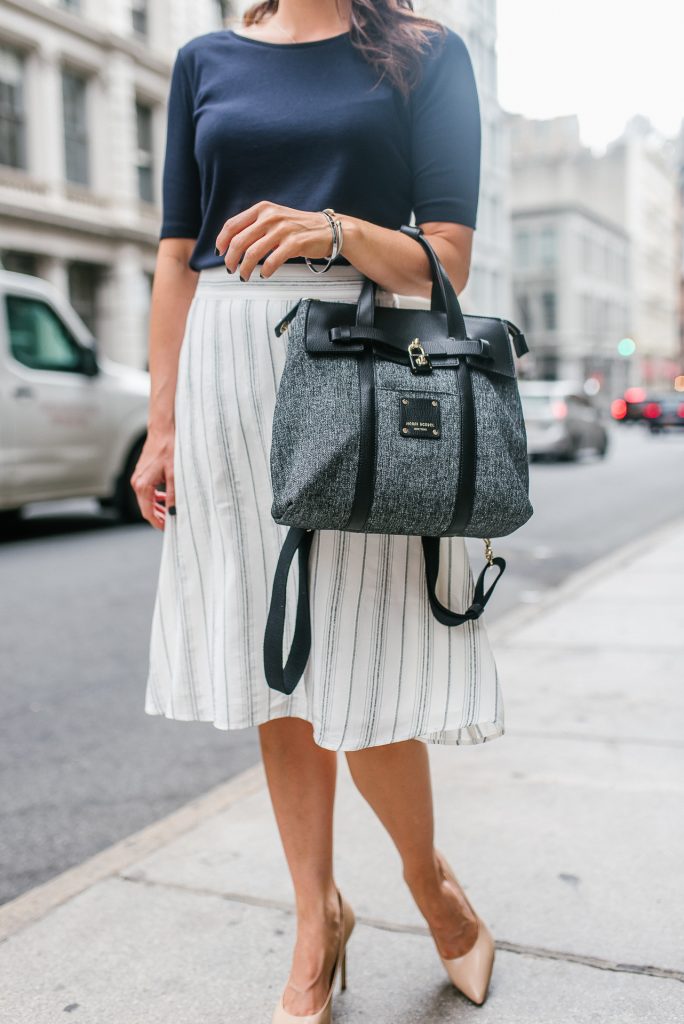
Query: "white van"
0 270 150 524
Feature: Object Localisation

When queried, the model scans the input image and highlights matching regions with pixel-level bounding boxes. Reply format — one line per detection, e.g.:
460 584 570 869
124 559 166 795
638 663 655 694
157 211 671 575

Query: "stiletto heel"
272 888 355 1023
339 948 347 991
430 849 495 1006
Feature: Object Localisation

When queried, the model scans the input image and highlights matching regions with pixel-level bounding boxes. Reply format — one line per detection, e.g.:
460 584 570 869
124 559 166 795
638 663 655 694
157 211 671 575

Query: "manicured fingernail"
239 274 245 282
226 266 233 274
168 505 176 516
214 246 220 255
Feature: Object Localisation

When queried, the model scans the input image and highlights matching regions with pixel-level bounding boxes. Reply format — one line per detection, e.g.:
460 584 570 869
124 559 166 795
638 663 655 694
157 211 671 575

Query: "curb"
487 513 683 645
0 763 266 943
2 514 681 944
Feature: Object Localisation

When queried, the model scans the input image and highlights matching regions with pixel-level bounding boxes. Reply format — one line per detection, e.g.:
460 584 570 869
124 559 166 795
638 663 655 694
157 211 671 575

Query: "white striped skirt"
144 261 505 750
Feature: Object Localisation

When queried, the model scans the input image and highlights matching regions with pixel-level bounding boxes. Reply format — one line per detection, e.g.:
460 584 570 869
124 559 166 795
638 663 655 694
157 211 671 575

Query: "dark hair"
240 0 448 98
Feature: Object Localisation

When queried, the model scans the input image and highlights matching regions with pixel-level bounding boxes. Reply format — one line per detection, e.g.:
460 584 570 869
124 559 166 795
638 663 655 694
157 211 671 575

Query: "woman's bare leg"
258 716 343 1015
344 738 478 957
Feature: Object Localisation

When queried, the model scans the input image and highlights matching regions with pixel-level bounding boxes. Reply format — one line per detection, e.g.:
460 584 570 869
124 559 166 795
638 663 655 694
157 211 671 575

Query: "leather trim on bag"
345 346 376 531
444 360 477 535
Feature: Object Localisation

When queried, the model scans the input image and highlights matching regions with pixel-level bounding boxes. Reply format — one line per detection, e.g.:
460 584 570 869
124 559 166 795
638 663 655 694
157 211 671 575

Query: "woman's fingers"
215 203 332 280
130 439 175 529
163 466 176 512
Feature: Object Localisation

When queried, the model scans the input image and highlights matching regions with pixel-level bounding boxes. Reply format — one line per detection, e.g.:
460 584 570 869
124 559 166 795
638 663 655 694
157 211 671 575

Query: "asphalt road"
1 423 682 905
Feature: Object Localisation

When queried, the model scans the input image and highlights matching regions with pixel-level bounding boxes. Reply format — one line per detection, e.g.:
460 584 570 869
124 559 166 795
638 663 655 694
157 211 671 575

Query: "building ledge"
3 0 171 74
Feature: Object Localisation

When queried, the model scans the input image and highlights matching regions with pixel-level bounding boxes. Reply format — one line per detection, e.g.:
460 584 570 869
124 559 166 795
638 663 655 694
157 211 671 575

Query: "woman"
133 1 501 1019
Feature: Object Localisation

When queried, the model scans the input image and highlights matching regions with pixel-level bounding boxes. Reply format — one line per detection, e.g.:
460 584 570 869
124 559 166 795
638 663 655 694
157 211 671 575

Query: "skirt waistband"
195 261 395 302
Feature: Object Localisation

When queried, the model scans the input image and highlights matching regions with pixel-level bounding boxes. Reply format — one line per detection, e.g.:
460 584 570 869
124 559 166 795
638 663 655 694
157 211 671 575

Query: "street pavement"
1 515 682 1023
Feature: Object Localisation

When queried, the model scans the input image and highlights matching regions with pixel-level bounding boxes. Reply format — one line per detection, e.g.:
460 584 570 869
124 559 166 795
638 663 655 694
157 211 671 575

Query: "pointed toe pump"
431 849 495 1006
272 888 355 1024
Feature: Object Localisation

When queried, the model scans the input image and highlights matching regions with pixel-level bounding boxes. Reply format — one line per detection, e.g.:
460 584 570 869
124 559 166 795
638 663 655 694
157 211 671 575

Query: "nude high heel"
430 848 495 1005
272 888 355 1024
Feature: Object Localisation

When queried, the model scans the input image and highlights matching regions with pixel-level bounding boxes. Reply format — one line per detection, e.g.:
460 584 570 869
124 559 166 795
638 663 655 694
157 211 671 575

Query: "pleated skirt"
144 261 505 751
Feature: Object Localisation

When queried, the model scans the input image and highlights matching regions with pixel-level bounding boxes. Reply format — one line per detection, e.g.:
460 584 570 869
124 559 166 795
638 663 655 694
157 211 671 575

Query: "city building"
0 0 226 368
666 117 684 380
508 112 680 395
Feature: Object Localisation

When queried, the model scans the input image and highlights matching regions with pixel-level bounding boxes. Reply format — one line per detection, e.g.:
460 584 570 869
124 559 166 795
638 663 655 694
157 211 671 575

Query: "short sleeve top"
159 26 481 271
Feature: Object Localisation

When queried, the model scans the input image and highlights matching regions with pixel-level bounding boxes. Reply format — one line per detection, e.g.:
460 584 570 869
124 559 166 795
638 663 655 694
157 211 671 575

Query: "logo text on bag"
399 396 442 438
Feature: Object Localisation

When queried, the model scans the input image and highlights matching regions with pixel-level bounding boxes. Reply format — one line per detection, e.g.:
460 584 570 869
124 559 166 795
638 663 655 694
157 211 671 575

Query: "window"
536 352 559 380
514 230 530 268
132 0 148 37
68 261 101 334
541 291 557 330
1 250 38 275
0 45 26 169
62 69 89 186
539 226 557 267
135 100 154 203
516 293 532 331
5 296 85 373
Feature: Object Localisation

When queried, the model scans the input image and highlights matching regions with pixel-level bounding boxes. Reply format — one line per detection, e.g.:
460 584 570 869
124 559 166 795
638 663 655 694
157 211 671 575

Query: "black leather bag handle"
355 224 468 340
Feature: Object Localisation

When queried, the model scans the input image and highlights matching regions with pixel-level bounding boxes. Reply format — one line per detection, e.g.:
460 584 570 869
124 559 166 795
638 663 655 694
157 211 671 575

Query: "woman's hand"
130 425 176 531
214 201 336 280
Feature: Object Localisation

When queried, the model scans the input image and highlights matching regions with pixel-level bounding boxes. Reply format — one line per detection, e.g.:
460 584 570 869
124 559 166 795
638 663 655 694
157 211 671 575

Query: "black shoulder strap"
263 529 506 695
420 537 505 627
263 527 315 695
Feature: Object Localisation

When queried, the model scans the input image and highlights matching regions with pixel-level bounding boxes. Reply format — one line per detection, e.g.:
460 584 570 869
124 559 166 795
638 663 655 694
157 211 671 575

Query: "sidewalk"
2 519 683 1023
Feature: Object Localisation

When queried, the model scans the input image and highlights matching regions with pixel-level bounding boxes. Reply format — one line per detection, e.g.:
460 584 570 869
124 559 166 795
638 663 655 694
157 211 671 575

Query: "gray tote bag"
264 224 533 694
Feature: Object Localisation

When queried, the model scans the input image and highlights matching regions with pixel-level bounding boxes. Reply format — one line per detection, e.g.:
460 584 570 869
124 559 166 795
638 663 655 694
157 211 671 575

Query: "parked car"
610 386 648 423
0 270 150 525
641 393 684 433
518 380 609 461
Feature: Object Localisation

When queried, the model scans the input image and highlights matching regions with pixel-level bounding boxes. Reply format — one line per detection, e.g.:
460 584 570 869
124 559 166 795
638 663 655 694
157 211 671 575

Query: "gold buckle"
483 538 495 566
408 337 432 374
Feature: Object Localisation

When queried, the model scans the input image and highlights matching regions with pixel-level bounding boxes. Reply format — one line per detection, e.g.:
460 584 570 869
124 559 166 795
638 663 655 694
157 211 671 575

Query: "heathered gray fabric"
270 299 358 528
365 384 462 535
270 298 532 538
466 370 533 537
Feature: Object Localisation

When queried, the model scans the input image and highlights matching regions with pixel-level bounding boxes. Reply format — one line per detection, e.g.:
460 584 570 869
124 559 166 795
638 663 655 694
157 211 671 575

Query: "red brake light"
551 400 568 420
625 387 646 403
643 402 662 419
611 399 627 420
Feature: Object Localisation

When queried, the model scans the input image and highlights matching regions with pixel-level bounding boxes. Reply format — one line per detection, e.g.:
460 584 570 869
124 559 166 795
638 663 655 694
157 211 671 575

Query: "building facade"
509 112 681 395
0 0 225 368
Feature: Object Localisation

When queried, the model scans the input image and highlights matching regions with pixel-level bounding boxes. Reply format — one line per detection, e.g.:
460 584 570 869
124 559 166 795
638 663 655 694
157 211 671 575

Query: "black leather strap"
502 318 529 357
263 527 315 695
329 324 492 361
421 537 506 627
263 529 506 694
355 225 468 341
444 358 477 535
345 269 378 531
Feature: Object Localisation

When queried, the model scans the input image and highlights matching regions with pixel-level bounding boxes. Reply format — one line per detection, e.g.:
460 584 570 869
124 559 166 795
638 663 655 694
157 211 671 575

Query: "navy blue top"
159 26 481 271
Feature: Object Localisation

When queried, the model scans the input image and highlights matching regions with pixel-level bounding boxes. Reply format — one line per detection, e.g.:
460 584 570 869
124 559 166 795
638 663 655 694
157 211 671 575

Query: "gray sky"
497 0 684 153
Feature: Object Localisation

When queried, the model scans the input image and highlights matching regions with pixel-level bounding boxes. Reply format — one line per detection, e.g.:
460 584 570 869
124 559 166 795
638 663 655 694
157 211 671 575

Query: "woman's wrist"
147 411 175 435
335 213 364 260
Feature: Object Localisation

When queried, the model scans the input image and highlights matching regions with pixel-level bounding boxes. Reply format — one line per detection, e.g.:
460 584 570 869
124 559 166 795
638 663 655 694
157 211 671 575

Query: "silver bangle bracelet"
305 209 343 274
